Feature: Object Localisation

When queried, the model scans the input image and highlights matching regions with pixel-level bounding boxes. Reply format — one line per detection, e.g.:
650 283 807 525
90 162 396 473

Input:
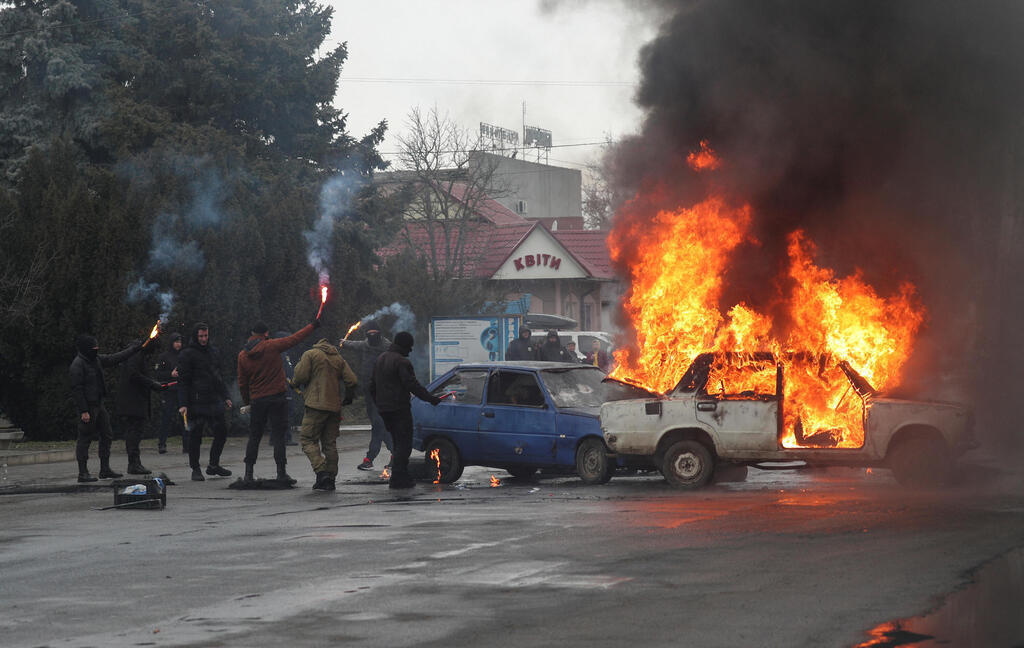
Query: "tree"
581 139 619 230
0 0 389 439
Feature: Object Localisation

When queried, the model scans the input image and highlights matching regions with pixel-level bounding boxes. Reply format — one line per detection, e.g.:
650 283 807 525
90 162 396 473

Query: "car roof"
450 361 599 371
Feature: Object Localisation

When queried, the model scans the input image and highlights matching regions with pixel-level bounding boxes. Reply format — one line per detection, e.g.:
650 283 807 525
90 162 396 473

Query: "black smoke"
610 0 1024 448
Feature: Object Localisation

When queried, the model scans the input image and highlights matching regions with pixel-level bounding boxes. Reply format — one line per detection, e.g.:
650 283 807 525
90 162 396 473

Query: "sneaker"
206 464 232 477
357 458 373 471
77 472 98 483
191 468 205 481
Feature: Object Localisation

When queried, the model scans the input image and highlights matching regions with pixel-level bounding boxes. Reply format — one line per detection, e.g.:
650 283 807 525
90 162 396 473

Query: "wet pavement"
1 434 1023 648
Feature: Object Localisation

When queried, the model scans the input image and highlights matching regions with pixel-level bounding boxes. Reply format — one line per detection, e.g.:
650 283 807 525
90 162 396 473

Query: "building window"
582 300 593 330
515 199 528 214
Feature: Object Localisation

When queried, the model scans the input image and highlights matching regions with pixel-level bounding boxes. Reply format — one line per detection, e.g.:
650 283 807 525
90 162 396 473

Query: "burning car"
600 352 977 489
411 362 656 484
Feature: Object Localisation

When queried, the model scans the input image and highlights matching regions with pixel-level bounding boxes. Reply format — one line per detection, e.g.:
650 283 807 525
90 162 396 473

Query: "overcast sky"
324 0 660 171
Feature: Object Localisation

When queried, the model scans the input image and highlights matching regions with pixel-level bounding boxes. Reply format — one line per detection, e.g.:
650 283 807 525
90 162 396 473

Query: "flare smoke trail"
361 303 416 334
304 170 363 284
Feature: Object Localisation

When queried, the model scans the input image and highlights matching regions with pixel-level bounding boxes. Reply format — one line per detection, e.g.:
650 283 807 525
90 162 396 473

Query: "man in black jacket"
537 330 573 362
177 323 233 481
69 334 142 482
505 327 537 361
116 342 168 475
369 332 441 489
155 333 184 454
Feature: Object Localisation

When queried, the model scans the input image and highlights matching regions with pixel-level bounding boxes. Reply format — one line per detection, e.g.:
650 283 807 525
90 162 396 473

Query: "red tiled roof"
551 229 615 279
445 183 525 226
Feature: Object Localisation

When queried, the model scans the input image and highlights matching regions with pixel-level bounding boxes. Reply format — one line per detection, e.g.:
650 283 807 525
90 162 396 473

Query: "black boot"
158 444 167 455
243 463 255 482
312 471 330 490
206 464 232 477
77 459 97 483
98 458 122 479
191 467 205 481
127 456 151 475
324 474 336 491
276 465 297 486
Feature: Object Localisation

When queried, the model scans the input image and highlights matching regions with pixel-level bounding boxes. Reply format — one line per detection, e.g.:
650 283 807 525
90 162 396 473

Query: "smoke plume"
362 302 416 334
609 0 1024 447
305 170 364 284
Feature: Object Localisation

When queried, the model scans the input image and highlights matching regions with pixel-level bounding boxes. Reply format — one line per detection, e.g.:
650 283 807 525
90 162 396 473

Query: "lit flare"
429 448 441 484
343 320 361 341
142 320 161 348
316 285 329 320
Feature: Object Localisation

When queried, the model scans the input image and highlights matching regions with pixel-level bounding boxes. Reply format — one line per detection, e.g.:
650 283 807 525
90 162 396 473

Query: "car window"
432 369 488 404
700 354 778 400
540 366 644 408
486 371 546 407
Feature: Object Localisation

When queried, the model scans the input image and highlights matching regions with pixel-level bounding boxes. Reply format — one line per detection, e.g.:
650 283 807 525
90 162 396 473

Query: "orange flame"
687 139 721 171
429 448 441 484
381 467 390 480
142 319 161 347
490 475 500 487
343 321 361 341
609 141 925 449
320 285 328 304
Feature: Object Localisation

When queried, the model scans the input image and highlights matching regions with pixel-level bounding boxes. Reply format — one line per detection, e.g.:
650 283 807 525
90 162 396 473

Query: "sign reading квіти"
513 254 561 271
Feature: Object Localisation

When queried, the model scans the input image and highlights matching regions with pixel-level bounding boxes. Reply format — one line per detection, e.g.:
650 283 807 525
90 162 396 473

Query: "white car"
600 352 977 488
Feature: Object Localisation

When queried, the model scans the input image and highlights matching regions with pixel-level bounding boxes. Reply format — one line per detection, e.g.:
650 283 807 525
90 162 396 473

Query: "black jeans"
76 405 112 463
244 392 288 469
118 415 145 462
380 408 413 486
159 394 185 448
188 413 227 469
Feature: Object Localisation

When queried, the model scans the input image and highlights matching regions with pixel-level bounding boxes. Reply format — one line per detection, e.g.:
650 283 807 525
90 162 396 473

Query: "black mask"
368 332 382 345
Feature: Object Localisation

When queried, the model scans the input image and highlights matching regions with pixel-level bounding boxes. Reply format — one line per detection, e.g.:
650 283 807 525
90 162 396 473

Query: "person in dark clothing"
369 332 442 489
116 342 169 474
505 327 537 361
565 341 581 362
154 333 184 454
69 334 142 482
275 331 302 447
340 320 392 472
237 320 316 484
177 323 233 481
537 330 573 362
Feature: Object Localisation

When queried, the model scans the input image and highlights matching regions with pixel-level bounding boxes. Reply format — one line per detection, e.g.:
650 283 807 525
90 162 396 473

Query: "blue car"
411 361 655 484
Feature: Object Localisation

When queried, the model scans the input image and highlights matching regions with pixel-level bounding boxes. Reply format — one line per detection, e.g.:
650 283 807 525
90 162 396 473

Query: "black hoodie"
176 324 231 416
368 337 440 412
69 335 141 414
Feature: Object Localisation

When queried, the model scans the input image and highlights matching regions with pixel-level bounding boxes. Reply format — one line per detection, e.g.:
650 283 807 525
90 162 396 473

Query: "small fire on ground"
380 467 390 480
609 141 925 449
490 475 500 487
429 448 441 484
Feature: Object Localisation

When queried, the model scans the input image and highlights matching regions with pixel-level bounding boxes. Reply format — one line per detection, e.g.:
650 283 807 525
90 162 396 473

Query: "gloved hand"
430 395 443 406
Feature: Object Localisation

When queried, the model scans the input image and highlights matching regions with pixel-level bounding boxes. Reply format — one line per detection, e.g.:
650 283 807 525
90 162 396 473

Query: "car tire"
661 440 714 489
575 438 614 485
888 436 952 488
424 438 464 483
507 466 538 480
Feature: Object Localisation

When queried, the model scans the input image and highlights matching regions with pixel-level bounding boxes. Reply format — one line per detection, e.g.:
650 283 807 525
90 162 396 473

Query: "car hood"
557 406 601 419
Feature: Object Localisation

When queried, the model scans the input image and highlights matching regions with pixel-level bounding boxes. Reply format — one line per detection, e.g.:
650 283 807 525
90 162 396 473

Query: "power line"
342 76 634 88
0 6 169 39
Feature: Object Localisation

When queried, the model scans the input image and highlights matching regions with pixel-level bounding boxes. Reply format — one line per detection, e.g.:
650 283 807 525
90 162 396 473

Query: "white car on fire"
600 352 977 488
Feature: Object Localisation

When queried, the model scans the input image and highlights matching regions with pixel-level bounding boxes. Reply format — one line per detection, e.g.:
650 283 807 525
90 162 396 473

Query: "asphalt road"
1 435 1023 648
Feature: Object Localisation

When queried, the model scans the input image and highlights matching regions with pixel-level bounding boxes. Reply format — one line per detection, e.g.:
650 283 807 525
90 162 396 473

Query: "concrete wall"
473 152 582 224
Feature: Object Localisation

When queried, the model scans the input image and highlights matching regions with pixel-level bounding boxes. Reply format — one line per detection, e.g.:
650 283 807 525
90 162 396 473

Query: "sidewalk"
0 425 376 493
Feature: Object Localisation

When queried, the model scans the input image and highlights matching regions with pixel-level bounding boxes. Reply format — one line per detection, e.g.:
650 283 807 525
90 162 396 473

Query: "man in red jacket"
238 319 317 484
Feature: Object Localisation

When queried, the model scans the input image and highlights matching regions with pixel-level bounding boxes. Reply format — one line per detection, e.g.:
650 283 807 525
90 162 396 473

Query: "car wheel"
424 438 464 483
712 463 748 484
888 436 952 487
661 440 714 489
507 466 538 480
575 438 614 485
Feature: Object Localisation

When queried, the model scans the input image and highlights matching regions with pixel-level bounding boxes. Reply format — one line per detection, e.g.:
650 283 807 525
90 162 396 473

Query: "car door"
694 356 780 452
420 368 488 461
478 369 558 465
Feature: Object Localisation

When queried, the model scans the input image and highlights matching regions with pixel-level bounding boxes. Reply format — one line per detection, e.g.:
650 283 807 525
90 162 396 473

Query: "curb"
1 449 76 466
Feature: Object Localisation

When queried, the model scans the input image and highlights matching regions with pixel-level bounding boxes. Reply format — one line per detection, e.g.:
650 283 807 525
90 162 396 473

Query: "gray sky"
324 0 659 171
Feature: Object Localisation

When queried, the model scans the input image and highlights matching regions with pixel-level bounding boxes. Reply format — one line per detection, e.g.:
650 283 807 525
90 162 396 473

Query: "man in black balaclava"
69 334 143 482
537 330 572 362
340 319 392 471
154 332 184 454
369 332 442 489
505 326 537 361
176 322 233 481
115 340 169 475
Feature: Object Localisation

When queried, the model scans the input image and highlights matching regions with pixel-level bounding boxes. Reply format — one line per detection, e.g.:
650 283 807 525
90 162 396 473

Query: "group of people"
505 327 612 372
69 315 442 491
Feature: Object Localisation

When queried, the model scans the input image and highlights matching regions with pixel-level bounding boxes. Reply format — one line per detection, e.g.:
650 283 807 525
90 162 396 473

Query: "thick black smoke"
610 0 1024 448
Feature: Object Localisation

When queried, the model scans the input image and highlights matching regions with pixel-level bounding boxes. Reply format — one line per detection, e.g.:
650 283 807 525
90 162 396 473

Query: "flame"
320 285 328 304
609 141 925 449
380 467 390 480
429 448 441 484
149 320 160 339
687 139 721 171
343 321 361 341
490 475 500 487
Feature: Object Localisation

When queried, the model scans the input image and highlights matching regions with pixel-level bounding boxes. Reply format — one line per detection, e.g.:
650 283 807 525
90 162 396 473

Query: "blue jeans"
364 387 392 461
